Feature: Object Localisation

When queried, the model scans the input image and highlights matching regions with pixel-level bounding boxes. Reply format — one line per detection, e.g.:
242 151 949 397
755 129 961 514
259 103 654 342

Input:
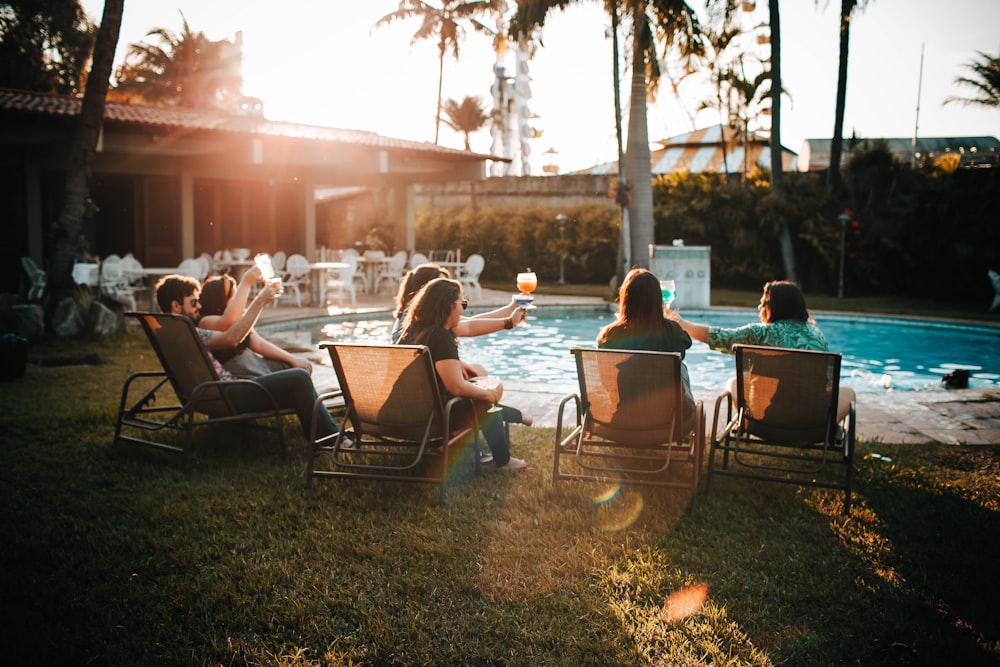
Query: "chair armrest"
555 393 581 443
710 390 735 445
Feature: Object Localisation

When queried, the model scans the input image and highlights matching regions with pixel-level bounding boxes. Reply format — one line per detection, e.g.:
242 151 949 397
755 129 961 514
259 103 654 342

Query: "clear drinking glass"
254 253 283 296
659 279 676 309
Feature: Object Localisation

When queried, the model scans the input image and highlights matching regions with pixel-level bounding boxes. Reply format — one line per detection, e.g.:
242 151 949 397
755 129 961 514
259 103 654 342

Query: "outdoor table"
356 256 389 293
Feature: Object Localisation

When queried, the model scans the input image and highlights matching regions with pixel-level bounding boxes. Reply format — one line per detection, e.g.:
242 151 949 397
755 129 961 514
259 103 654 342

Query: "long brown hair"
597 268 670 344
398 278 461 345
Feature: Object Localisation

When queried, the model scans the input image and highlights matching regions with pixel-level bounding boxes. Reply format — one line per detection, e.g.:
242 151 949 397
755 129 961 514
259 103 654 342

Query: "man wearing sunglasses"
154 274 340 441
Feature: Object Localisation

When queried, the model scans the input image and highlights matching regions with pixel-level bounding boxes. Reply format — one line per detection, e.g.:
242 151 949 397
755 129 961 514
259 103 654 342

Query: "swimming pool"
267 307 1000 393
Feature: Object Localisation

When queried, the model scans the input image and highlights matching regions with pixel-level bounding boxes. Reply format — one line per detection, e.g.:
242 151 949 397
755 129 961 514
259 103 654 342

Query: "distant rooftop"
798 136 1000 171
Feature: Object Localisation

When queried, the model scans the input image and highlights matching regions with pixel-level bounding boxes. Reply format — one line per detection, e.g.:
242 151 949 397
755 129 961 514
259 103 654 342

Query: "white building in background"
490 3 539 176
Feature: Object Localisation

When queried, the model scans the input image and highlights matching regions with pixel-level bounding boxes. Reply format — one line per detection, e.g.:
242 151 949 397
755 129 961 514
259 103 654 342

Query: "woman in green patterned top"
672 280 855 421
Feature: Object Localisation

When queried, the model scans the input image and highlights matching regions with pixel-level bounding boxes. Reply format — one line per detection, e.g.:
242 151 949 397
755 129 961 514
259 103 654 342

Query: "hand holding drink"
254 252 283 297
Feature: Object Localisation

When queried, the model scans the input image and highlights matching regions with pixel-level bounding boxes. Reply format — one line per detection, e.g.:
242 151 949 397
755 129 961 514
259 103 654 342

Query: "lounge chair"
554 348 705 501
115 312 295 460
309 343 480 502
708 344 856 514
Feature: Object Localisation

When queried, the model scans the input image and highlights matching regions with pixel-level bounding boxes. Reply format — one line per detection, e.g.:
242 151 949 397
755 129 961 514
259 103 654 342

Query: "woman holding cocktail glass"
597 268 697 436
398 278 529 470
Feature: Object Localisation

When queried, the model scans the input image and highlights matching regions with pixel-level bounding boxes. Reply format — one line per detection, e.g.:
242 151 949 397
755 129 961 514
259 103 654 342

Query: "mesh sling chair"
708 344 856 514
115 312 294 460
554 348 705 501
310 343 481 502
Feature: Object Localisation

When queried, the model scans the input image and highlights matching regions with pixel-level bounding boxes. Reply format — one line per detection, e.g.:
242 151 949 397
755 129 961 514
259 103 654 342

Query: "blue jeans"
224 368 337 439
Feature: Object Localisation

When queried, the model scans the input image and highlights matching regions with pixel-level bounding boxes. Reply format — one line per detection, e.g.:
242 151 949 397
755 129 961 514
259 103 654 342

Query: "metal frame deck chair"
309 343 480 502
115 312 293 460
708 345 856 514
554 348 705 500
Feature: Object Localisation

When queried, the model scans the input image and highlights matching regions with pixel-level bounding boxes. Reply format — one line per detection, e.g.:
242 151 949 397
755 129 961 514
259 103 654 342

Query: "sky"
80 0 1000 174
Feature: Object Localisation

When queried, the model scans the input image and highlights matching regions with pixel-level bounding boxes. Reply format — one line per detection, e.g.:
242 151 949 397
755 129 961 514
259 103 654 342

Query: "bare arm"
676 317 710 344
204 284 274 350
454 305 526 337
217 266 262 330
435 358 503 404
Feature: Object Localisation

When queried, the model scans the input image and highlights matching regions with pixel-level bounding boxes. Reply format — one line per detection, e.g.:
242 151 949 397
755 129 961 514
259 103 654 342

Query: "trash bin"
0 334 28 380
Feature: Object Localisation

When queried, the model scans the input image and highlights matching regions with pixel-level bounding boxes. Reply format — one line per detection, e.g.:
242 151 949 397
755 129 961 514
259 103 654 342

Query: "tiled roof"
0 87 490 159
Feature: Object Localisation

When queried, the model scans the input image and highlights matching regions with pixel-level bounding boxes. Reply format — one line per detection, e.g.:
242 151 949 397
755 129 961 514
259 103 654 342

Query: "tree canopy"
0 0 95 94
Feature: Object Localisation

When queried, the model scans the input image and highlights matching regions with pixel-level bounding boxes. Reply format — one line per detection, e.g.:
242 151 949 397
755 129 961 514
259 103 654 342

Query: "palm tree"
110 13 242 110
513 0 703 269
826 0 871 194
0 0 96 95
944 51 1000 109
373 0 500 145
49 0 124 328
441 95 490 149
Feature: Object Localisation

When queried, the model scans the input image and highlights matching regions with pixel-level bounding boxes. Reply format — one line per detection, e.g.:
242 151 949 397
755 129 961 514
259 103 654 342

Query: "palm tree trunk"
434 38 446 145
828 0 855 194
769 0 796 282
610 0 630 283
625 20 653 270
48 0 124 327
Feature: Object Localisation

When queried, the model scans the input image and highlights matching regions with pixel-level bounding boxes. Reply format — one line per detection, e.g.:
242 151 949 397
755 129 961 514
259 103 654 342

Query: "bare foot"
520 408 534 427
498 457 529 471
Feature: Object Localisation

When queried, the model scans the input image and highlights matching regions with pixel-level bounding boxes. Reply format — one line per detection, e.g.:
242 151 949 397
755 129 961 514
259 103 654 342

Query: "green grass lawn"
1 326 998 666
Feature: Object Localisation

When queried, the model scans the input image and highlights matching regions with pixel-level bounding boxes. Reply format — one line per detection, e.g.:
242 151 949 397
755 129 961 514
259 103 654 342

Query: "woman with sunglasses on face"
392 263 533 427
398 278 529 470
198 269 312 379
670 279 856 422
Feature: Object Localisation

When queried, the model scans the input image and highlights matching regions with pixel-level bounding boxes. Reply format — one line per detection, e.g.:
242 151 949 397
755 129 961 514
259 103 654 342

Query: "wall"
415 174 617 212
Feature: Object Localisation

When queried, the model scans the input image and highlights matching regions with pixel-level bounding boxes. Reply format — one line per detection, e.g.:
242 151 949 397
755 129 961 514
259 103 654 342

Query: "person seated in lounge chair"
597 268 697 436
154 273 339 440
197 268 312 378
397 277 529 470
670 279 856 422
391 263 533 427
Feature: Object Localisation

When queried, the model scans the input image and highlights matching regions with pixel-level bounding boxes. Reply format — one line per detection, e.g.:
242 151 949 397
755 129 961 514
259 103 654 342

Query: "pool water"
282 307 1000 393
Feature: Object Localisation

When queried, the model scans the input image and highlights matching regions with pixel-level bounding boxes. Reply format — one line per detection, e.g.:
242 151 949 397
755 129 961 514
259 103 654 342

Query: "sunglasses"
459 298 468 311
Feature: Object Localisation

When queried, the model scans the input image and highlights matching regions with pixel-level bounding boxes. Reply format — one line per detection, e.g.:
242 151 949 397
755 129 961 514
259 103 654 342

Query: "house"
578 124 798 176
798 136 1000 172
1 88 496 288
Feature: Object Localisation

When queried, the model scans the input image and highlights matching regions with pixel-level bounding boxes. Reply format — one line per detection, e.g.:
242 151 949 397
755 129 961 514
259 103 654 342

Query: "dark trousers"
224 368 337 439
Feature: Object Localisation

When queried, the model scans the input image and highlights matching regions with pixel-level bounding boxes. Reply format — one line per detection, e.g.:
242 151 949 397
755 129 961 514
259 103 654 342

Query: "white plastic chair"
20 256 47 302
457 254 485 300
271 251 287 275
321 256 358 309
409 252 429 269
99 255 138 310
177 257 208 282
283 253 312 307
374 250 408 294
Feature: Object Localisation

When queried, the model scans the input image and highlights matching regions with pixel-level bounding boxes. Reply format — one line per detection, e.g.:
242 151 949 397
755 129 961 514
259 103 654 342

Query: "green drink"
659 280 676 307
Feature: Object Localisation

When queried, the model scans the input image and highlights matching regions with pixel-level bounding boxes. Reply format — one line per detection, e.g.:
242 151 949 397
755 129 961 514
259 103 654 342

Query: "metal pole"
837 214 848 298
556 213 567 285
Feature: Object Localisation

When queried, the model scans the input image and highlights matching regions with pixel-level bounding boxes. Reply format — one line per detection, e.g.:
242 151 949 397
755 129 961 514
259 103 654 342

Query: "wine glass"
659 279 676 309
469 376 503 414
515 269 537 309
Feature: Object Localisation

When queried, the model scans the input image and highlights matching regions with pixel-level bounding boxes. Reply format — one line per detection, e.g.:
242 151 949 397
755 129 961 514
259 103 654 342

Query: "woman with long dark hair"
398 278 529 470
597 268 697 435
198 270 311 378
